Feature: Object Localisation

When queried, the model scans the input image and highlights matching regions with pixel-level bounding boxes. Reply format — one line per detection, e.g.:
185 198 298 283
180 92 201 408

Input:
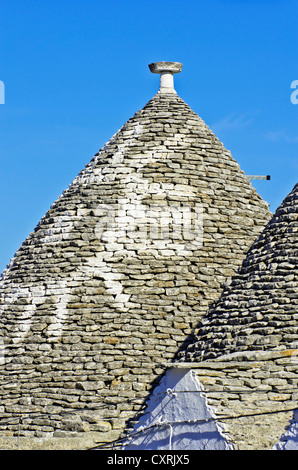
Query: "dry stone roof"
163 181 298 450
0 63 271 448
184 182 298 362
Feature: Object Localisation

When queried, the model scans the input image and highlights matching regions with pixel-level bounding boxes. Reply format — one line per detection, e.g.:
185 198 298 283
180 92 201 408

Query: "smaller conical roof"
184 182 298 361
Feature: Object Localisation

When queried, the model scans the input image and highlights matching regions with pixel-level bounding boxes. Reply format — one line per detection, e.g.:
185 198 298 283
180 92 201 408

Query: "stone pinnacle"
148 61 183 94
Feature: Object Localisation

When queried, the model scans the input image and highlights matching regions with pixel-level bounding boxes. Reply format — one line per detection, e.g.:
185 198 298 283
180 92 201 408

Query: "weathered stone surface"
177 183 298 450
190 354 298 450
0 70 270 446
184 182 298 361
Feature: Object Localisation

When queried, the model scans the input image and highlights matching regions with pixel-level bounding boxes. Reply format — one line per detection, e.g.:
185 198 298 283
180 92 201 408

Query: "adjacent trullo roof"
184 181 298 362
0 62 271 448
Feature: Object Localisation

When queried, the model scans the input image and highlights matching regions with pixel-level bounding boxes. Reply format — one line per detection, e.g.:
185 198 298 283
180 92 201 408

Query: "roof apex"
148 61 183 94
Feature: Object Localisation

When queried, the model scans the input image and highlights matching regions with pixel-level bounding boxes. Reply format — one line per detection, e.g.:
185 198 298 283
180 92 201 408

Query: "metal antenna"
246 175 271 181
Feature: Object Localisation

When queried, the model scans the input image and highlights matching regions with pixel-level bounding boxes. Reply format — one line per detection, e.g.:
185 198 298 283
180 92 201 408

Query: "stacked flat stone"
184 182 298 362
165 182 298 450
0 68 271 448
179 350 298 450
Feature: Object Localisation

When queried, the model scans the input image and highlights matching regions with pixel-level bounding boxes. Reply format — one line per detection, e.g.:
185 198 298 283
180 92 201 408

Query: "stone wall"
184 182 298 362
0 92 271 448
192 350 298 450
117 350 298 451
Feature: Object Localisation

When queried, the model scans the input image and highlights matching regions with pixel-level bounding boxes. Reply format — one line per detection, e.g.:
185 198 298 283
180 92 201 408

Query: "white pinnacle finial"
149 62 183 94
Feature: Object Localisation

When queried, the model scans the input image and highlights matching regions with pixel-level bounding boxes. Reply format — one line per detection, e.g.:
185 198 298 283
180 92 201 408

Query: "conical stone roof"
0 63 271 448
184 182 298 362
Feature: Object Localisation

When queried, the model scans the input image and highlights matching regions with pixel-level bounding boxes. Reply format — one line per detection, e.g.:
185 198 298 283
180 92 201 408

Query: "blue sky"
0 0 297 273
